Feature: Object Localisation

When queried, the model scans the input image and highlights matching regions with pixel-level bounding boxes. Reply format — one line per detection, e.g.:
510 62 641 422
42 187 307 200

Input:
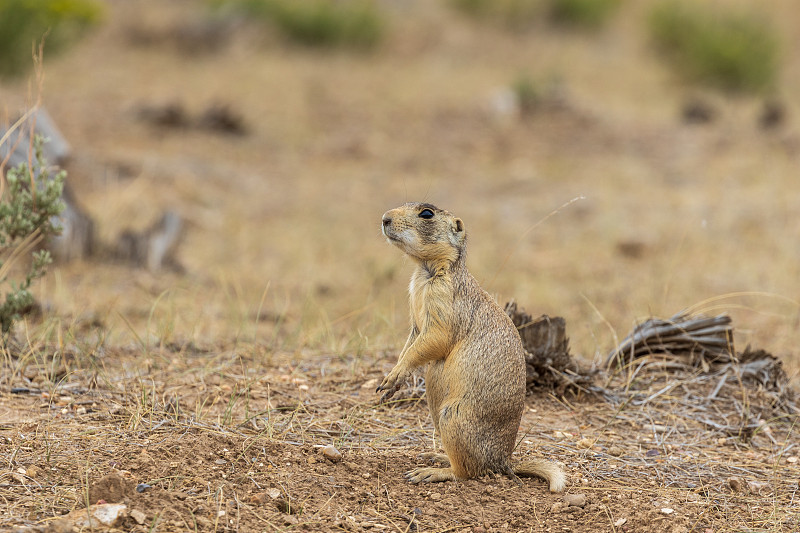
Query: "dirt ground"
2 344 799 532
1 0 800 531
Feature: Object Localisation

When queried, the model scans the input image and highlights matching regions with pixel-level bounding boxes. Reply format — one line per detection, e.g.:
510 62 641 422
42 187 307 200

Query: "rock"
614 518 627 527
576 438 595 449
563 493 586 508
321 445 342 462
130 509 147 525
250 492 268 504
787 456 798 464
728 477 744 492
65 503 127 529
135 483 151 493
607 446 624 457
660 508 674 515
746 480 769 495
550 502 565 513
361 378 378 389
430 492 442 501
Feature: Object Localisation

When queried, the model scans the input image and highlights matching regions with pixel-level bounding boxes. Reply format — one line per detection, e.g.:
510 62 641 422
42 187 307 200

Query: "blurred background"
0 0 798 375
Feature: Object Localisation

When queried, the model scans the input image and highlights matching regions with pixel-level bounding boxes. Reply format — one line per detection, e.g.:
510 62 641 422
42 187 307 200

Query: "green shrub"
512 74 541 115
649 2 780 93
0 136 65 335
225 0 384 49
550 0 620 28
450 0 543 30
0 0 104 77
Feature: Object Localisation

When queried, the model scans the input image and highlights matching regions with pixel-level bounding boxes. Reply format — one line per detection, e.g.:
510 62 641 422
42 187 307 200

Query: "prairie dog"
378 202 565 492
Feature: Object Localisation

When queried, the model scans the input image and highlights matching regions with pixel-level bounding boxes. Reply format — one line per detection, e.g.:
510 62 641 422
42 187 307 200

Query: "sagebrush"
450 0 542 30
0 136 65 335
549 0 620 28
222 0 384 49
649 2 780 93
0 0 103 77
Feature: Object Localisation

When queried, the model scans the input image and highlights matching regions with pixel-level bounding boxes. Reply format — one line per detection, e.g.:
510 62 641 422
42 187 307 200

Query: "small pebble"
135 483 151 493
249 493 268 504
321 445 342 463
563 493 586 508
430 492 442 501
614 518 627 527
130 509 147 525
607 446 624 457
747 480 769 495
787 456 798 464
661 508 674 515
66 503 127 528
728 477 744 492
361 378 378 389
576 438 595 449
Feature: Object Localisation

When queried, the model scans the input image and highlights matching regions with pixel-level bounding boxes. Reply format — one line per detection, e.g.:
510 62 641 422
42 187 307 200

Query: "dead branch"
606 313 735 368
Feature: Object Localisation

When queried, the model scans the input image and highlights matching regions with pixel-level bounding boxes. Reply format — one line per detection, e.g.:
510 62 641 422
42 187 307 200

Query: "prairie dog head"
381 203 465 264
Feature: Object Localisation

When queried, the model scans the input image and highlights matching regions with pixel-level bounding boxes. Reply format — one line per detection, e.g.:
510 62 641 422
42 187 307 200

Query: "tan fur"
378 202 566 493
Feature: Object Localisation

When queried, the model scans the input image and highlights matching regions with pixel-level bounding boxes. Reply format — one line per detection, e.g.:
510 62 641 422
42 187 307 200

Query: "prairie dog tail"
514 459 566 493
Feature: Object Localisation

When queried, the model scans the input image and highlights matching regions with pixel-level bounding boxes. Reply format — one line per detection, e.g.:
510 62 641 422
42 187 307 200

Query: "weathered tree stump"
504 301 590 392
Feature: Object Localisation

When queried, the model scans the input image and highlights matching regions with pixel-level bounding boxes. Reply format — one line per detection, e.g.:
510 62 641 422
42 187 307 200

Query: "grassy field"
1 0 799 531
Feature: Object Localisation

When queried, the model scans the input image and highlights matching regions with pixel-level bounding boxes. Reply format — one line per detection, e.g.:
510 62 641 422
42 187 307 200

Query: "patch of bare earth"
2 343 798 532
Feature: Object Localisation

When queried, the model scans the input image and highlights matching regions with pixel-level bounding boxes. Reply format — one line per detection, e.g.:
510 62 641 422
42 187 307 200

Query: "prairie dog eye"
419 209 434 219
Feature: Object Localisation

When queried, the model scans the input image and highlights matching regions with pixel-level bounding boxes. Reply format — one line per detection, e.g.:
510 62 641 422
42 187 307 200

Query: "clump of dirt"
88 474 130 504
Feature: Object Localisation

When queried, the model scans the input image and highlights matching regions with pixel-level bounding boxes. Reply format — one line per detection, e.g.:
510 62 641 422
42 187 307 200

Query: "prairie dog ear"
450 218 465 246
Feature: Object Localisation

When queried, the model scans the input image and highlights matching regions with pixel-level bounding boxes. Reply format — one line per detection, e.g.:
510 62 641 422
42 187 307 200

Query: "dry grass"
2 336 798 531
1 0 800 530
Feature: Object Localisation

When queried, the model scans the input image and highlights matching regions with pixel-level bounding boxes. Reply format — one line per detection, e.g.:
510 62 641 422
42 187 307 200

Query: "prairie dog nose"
382 216 392 228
